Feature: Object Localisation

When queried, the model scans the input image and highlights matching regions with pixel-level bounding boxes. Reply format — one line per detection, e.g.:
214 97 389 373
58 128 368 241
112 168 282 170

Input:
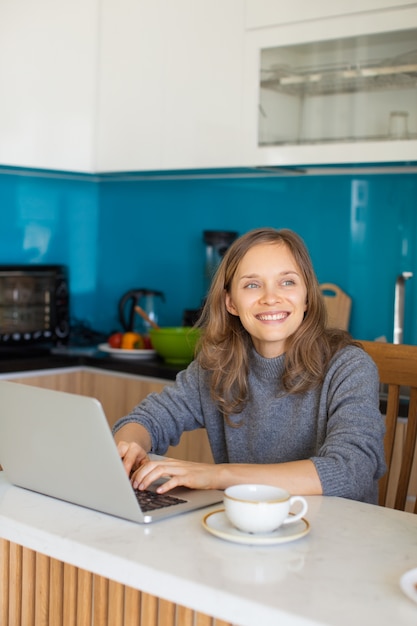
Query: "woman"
113 228 386 503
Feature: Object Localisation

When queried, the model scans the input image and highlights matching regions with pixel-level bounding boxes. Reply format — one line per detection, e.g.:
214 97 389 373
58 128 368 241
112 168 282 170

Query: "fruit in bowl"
107 332 152 350
149 327 200 364
108 332 123 348
120 332 144 350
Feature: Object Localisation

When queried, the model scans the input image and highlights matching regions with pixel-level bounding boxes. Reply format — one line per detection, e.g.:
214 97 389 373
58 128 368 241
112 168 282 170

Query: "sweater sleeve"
311 346 386 503
112 360 207 454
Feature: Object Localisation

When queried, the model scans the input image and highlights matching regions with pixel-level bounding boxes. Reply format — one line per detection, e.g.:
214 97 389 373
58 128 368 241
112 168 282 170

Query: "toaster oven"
0 265 70 348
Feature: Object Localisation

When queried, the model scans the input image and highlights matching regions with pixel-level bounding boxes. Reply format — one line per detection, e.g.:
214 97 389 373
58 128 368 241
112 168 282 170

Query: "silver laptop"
0 380 222 523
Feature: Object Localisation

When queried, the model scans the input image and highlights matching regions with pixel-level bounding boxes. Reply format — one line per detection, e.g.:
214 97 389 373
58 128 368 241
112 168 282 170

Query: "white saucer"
98 343 156 360
202 509 310 545
400 567 417 605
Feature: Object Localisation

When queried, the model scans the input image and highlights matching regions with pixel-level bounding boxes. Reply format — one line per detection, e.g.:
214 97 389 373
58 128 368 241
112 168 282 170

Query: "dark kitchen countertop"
0 347 410 417
0 346 182 381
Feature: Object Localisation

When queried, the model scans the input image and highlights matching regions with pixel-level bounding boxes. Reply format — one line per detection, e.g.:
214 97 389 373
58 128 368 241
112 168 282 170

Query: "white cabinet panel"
245 0 417 29
95 0 245 172
0 0 98 172
1 0 245 173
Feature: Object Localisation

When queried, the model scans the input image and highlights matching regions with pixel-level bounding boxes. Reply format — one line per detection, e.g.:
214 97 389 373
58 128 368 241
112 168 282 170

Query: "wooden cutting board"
319 283 352 331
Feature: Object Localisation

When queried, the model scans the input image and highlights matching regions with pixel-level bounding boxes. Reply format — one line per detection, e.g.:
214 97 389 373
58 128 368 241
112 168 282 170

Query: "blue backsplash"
1 166 416 344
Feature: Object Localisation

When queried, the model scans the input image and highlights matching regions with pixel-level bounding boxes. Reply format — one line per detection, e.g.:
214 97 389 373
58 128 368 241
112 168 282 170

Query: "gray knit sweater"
113 345 386 504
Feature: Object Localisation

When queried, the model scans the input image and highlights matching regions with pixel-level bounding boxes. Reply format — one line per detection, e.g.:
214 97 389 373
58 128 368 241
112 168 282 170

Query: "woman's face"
225 242 308 358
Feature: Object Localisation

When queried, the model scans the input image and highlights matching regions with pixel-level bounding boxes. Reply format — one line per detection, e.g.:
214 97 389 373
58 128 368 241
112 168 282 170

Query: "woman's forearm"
215 459 322 495
113 422 152 452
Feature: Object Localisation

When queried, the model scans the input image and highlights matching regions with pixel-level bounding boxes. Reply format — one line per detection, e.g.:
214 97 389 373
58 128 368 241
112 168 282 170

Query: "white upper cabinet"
0 0 245 173
94 0 246 172
0 0 98 172
242 3 417 166
245 0 417 29
1 0 416 172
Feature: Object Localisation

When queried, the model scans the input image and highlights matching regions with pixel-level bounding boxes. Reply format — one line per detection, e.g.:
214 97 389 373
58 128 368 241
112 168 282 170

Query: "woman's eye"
282 279 295 286
244 282 259 289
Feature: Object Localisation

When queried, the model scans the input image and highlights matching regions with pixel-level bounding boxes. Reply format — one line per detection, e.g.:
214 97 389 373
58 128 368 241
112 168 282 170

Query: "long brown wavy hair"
196 227 360 416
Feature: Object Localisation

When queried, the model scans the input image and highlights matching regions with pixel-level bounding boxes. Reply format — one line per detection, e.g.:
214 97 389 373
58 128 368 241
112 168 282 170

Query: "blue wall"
1 167 416 344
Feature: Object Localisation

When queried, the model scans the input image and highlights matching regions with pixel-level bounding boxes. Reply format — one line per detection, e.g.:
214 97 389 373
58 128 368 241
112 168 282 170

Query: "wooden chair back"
320 283 351 331
361 340 417 513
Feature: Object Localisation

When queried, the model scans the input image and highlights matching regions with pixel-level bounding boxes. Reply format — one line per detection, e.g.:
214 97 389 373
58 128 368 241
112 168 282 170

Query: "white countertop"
0 473 416 626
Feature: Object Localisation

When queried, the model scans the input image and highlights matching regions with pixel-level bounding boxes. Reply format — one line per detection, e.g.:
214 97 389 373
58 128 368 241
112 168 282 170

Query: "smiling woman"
112 227 386 505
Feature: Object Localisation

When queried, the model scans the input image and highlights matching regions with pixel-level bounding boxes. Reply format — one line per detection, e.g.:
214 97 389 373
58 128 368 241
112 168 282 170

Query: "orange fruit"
121 332 142 349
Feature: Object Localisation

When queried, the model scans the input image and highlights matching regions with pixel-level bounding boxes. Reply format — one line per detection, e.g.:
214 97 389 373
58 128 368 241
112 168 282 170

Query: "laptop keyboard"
134 488 187 512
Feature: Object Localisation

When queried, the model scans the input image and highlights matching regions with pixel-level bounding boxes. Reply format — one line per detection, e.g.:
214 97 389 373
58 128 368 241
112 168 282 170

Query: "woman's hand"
117 440 150 478
130 457 219 493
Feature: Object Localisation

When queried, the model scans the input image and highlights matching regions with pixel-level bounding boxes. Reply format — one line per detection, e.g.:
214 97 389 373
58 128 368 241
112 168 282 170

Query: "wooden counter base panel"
0 539 232 626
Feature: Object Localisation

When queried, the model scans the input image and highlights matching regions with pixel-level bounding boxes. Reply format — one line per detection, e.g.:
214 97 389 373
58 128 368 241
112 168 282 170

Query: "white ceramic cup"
223 484 308 534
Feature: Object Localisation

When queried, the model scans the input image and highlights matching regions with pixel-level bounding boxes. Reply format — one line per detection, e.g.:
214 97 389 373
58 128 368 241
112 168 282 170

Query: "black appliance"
183 230 238 326
0 265 70 348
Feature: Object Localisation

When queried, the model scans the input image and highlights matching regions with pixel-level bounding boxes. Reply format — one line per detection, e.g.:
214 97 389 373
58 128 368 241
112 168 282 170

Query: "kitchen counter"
0 473 416 626
0 346 182 381
0 346 410 418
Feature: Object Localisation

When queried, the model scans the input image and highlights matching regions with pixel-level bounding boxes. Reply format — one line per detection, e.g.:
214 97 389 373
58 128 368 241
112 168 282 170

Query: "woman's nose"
261 286 281 304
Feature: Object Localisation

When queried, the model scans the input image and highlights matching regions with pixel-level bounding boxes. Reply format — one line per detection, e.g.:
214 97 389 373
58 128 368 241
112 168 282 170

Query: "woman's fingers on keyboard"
117 441 148 476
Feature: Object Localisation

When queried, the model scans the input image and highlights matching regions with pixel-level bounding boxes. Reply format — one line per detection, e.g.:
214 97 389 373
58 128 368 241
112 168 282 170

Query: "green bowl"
149 327 200 365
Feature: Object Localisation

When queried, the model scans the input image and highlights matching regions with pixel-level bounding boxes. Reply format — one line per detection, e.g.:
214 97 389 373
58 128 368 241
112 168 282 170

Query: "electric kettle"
118 289 165 333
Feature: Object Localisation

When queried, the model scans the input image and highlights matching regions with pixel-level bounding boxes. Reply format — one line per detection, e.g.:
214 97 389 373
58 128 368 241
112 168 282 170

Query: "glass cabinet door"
258 28 417 148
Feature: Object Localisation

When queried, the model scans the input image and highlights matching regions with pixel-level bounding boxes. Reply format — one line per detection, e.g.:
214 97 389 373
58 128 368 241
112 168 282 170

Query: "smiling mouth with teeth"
257 312 289 321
